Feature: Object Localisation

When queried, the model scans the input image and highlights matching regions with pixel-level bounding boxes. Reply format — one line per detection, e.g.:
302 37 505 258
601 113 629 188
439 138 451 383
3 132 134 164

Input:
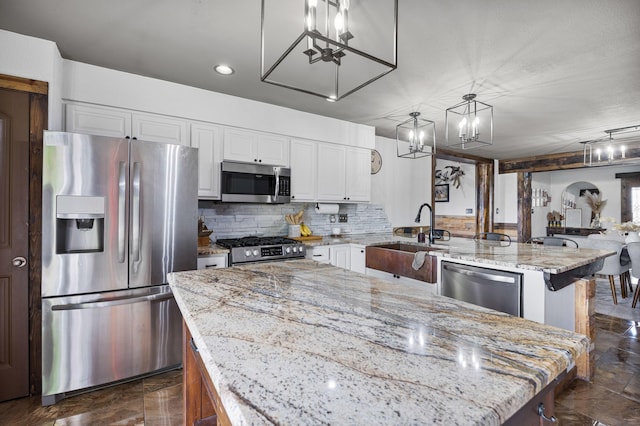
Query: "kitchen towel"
315 203 339 214
412 251 428 270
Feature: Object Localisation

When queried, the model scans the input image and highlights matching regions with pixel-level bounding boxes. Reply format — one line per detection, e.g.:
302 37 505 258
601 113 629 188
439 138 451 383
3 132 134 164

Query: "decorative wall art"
434 184 450 202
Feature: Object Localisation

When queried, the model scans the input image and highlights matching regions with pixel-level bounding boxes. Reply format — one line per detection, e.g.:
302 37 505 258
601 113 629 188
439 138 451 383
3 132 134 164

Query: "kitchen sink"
365 243 441 283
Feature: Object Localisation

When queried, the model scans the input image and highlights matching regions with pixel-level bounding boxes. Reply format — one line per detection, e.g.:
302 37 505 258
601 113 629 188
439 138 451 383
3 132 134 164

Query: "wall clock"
371 149 382 174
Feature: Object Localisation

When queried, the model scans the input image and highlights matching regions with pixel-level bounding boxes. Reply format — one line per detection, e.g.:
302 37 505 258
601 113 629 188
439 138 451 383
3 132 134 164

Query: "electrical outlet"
339 214 348 223
329 214 336 223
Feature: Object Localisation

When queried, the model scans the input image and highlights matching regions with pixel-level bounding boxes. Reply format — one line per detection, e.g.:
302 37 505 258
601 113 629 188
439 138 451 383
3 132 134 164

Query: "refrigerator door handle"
132 162 141 262
51 292 173 311
118 161 127 263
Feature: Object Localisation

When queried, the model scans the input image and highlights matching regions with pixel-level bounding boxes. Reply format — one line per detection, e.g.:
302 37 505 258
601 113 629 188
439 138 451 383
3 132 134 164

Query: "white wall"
0 30 64 130
531 172 551 237
434 159 476 216
371 136 432 227
62 60 374 148
494 161 519 224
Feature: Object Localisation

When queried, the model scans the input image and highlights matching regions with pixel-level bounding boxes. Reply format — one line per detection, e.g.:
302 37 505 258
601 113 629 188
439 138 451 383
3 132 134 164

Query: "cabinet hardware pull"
205 264 218 268
537 403 557 423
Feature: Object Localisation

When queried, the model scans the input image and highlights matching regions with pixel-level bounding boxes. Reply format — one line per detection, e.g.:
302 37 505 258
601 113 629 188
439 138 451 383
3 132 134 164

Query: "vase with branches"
582 190 607 228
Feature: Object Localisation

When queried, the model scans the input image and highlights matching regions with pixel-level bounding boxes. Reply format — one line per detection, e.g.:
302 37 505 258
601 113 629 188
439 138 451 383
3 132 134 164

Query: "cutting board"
291 236 323 242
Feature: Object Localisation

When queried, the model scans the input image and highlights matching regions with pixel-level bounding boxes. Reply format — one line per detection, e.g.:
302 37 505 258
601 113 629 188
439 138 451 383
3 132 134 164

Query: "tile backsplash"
198 201 392 240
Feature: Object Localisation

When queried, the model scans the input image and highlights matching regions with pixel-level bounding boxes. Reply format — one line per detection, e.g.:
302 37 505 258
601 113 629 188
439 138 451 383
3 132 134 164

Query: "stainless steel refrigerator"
41 131 197 405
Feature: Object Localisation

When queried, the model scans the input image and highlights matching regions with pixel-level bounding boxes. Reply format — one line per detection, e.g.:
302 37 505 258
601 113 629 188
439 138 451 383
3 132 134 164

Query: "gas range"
216 236 306 265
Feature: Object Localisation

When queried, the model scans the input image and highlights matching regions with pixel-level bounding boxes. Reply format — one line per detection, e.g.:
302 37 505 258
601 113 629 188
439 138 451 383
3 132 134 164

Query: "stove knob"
285 247 291 253
245 250 252 257
299 245 305 253
292 247 298 253
253 249 259 256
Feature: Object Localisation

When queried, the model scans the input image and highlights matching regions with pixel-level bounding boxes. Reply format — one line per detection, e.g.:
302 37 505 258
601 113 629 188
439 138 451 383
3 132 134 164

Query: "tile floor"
1 278 640 425
0 369 182 426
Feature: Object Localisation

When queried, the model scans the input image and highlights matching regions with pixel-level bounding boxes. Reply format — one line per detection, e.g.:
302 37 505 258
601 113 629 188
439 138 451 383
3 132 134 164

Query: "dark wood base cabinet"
183 321 230 426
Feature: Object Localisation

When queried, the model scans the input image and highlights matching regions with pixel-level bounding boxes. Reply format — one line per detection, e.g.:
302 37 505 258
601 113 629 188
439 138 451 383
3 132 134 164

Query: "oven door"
220 161 290 203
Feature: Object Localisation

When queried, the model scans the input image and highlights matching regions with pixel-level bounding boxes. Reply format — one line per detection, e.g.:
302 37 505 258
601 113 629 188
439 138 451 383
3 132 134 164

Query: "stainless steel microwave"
220 161 291 203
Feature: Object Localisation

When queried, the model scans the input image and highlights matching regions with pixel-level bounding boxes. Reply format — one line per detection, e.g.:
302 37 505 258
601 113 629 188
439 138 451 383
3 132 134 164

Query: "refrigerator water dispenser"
56 195 105 254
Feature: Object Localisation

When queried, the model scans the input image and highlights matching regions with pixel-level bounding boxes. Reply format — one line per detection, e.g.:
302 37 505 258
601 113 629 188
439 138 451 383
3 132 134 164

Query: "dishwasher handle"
442 263 516 284
51 292 173 311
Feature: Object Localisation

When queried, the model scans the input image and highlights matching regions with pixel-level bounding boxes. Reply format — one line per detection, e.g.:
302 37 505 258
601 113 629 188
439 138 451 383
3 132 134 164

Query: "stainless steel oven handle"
131 162 141 262
51 292 173 311
117 161 127 263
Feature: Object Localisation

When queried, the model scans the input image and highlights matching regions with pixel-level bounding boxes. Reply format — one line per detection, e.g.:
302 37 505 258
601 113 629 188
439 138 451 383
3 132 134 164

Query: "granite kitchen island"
169 259 589 425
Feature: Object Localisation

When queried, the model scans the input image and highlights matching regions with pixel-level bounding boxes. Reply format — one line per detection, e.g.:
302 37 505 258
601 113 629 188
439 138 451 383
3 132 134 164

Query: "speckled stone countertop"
169 260 589 425
305 233 614 274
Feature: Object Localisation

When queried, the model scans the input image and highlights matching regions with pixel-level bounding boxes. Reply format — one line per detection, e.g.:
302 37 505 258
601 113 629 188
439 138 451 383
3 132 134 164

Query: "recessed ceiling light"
214 64 234 75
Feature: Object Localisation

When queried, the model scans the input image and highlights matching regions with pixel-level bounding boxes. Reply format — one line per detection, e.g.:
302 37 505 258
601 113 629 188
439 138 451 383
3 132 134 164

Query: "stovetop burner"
217 236 306 264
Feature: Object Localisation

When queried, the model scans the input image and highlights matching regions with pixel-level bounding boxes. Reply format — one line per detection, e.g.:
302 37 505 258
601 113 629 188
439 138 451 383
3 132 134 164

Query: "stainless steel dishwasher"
441 261 523 316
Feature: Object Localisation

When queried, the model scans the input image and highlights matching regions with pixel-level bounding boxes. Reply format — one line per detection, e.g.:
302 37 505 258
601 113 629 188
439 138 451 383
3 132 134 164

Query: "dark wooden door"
619 173 640 223
0 87 30 401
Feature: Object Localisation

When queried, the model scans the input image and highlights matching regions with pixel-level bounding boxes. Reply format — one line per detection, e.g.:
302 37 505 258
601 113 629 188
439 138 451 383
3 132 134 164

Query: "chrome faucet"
415 203 434 244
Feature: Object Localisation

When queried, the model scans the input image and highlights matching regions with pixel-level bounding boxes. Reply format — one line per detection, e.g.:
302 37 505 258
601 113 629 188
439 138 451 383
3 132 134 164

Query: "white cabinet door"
223 127 257 162
131 113 189 145
65 103 189 146
197 254 228 269
191 122 223 199
223 127 289 166
349 244 366 274
345 147 371 202
316 143 370 203
290 138 317 202
258 134 289 166
317 143 346 201
330 245 351 269
65 103 131 138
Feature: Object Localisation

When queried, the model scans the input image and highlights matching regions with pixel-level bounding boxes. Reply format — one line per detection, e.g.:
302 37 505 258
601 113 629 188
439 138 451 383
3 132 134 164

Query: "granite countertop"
169 260 589 425
305 233 614 274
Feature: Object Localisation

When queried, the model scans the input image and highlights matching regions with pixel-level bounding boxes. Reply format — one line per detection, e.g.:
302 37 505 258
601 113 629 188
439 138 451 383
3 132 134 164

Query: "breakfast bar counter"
169 260 589 425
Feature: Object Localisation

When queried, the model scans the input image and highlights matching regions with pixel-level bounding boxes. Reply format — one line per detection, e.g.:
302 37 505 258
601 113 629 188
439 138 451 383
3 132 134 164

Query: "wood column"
476 161 494 233
517 171 532 243
574 277 596 381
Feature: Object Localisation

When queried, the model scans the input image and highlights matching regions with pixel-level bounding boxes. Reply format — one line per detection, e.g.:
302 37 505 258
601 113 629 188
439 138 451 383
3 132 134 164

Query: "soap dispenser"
417 227 426 243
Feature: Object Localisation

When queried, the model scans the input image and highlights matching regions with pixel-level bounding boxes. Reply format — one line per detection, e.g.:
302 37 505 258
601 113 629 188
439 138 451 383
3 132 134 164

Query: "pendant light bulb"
335 11 344 33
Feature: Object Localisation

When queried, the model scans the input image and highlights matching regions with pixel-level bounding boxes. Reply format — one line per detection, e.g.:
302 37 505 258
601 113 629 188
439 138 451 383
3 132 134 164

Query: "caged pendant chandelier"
396 112 436 159
260 0 398 101
445 94 493 149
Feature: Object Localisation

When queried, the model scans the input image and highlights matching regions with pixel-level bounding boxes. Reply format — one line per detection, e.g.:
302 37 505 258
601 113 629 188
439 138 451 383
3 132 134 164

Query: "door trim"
1 74 48 395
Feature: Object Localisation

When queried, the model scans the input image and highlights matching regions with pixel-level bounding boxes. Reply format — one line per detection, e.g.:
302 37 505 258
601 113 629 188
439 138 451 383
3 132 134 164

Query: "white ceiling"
1 0 639 160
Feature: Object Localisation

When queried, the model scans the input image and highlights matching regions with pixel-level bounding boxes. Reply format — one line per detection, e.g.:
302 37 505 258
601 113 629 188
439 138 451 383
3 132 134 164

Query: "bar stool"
582 238 631 304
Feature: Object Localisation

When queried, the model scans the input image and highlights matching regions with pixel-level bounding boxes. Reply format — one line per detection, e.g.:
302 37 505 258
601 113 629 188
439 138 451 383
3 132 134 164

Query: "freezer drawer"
42 285 181 402
441 261 523 317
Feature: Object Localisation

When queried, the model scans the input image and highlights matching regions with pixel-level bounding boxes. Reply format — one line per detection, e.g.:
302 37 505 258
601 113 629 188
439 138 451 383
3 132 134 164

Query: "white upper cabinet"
289 138 317 202
65 103 189 145
65 103 131 138
131 112 189 146
317 143 347 201
317 143 370 202
345 147 372 202
223 127 289 166
191 122 223 199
